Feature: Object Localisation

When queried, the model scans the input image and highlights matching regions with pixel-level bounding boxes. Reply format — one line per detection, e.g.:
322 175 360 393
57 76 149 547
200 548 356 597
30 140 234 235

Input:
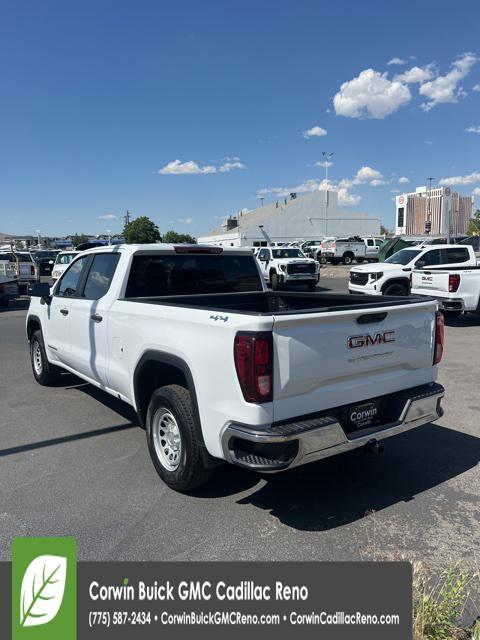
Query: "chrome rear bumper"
222 383 444 472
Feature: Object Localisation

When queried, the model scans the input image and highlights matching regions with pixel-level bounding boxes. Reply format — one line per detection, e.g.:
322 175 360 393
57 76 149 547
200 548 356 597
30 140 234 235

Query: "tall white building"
198 189 380 247
395 186 472 236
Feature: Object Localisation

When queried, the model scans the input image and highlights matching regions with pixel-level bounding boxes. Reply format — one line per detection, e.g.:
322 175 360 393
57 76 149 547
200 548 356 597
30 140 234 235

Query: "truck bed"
124 291 431 315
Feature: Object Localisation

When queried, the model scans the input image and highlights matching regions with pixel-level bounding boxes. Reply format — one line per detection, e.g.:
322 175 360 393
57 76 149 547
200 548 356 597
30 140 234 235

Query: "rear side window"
56 256 90 297
421 249 442 266
442 248 469 264
125 254 262 297
84 253 121 299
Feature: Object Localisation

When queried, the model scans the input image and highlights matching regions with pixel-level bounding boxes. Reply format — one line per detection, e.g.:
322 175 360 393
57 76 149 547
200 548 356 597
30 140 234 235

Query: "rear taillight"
448 273 460 293
234 332 273 403
434 311 444 365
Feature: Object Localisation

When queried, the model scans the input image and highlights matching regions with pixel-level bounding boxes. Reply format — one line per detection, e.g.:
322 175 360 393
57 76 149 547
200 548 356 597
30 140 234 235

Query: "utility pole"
124 210 131 227
425 177 435 235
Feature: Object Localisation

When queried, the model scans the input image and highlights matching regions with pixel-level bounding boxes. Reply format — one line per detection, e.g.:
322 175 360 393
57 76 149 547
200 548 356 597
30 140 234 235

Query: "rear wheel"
383 283 408 296
342 253 354 265
442 310 463 319
146 384 212 492
30 329 60 385
318 254 327 264
356 257 365 264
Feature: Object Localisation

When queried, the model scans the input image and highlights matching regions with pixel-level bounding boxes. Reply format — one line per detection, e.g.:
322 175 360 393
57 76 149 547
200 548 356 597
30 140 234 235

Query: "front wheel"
383 283 408 296
356 257 365 264
307 281 316 292
146 384 212 492
270 272 280 290
30 329 60 385
318 255 327 264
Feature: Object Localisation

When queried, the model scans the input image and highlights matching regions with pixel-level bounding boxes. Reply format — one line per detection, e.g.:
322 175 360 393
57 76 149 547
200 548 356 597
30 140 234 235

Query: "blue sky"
1 0 479 238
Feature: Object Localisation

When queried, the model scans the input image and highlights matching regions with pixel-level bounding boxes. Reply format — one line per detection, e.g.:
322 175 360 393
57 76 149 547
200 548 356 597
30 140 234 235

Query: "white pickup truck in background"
256 246 319 290
411 265 480 318
27 244 445 492
318 237 381 265
349 244 478 297
0 259 18 306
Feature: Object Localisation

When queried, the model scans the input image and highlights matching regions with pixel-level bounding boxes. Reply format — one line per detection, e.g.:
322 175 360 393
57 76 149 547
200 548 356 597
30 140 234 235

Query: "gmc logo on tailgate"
348 331 396 349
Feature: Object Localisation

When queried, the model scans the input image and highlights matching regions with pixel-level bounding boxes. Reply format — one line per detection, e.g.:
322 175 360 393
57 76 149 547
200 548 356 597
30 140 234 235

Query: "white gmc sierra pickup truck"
411 265 480 318
27 244 445 492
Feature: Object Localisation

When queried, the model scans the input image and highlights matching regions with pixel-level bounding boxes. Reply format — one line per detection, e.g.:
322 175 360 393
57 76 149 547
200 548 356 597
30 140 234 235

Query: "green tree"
123 216 161 244
162 230 196 244
380 225 391 235
469 209 480 235
71 233 89 246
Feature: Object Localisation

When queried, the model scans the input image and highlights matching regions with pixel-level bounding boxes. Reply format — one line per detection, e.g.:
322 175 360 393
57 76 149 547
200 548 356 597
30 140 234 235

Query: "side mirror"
28 282 52 304
259 256 265 262
415 260 425 269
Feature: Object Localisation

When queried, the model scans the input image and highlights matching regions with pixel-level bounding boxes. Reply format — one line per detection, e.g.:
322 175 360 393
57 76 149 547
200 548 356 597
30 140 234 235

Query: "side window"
83 254 121 300
258 249 267 260
443 248 469 264
420 249 442 266
56 256 90 297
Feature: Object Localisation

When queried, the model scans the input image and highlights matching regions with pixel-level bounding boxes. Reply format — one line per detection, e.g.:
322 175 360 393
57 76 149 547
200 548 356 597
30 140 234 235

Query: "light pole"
322 151 334 186
36 229 41 249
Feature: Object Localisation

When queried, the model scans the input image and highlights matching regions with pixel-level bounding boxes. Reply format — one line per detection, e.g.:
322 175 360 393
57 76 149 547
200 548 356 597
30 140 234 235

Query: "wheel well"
27 317 41 341
381 278 409 293
269 268 277 277
134 360 189 427
343 251 354 258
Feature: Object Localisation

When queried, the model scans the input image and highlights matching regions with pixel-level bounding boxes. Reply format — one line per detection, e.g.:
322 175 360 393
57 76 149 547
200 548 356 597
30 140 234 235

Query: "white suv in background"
256 247 319 290
349 244 477 297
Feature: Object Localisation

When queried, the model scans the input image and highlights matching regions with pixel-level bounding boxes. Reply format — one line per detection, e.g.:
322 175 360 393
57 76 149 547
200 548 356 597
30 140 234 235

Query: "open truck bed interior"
123 291 433 316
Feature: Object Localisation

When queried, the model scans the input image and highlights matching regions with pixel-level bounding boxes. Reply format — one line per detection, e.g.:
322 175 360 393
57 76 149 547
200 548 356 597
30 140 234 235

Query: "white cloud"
219 161 246 172
394 65 434 84
355 166 383 183
159 158 246 175
391 189 400 193
424 140 433 145
439 171 480 186
472 187 480 197
302 125 327 138
315 160 333 168
419 52 479 111
338 178 354 189
387 57 407 65
185 218 193 224
338 188 361 205
98 213 117 219
159 159 216 175
370 179 388 187
333 69 411 119
398 176 410 183
466 126 480 133
474 84 480 91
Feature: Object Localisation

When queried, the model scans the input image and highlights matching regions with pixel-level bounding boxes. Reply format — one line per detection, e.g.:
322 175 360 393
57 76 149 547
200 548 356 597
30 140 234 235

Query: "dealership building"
198 189 381 247
395 186 472 236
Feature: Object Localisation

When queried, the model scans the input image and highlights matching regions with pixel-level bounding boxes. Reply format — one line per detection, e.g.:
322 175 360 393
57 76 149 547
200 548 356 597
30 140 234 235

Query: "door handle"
91 313 103 323
60 308 69 316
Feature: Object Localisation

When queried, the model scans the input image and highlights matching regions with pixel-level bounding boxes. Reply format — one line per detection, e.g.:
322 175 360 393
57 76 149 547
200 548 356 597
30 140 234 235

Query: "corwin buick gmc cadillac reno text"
27 244 445 492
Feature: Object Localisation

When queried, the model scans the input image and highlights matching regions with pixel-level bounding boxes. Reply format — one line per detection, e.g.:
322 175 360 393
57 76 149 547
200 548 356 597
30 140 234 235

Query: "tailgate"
272 301 436 422
412 269 450 293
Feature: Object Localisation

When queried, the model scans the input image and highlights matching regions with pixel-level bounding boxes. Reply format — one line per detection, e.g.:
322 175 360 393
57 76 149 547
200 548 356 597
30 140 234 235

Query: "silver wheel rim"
152 408 182 472
33 340 43 375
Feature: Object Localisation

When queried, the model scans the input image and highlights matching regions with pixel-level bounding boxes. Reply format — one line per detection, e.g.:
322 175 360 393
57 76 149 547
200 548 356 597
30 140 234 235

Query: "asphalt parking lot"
1 277 479 586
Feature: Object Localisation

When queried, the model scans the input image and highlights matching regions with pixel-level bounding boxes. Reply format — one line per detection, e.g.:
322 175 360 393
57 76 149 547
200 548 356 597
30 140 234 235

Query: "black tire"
271 272 279 290
307 282 316 292
145 384 212 492
318 255 327 264
442 310 463 319
383 283 408 296
30 329 60 385
356 257 365 264
342 253 354 265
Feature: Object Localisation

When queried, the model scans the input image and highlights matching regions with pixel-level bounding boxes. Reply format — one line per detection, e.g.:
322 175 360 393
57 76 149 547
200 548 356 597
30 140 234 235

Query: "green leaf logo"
20 555 67 627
